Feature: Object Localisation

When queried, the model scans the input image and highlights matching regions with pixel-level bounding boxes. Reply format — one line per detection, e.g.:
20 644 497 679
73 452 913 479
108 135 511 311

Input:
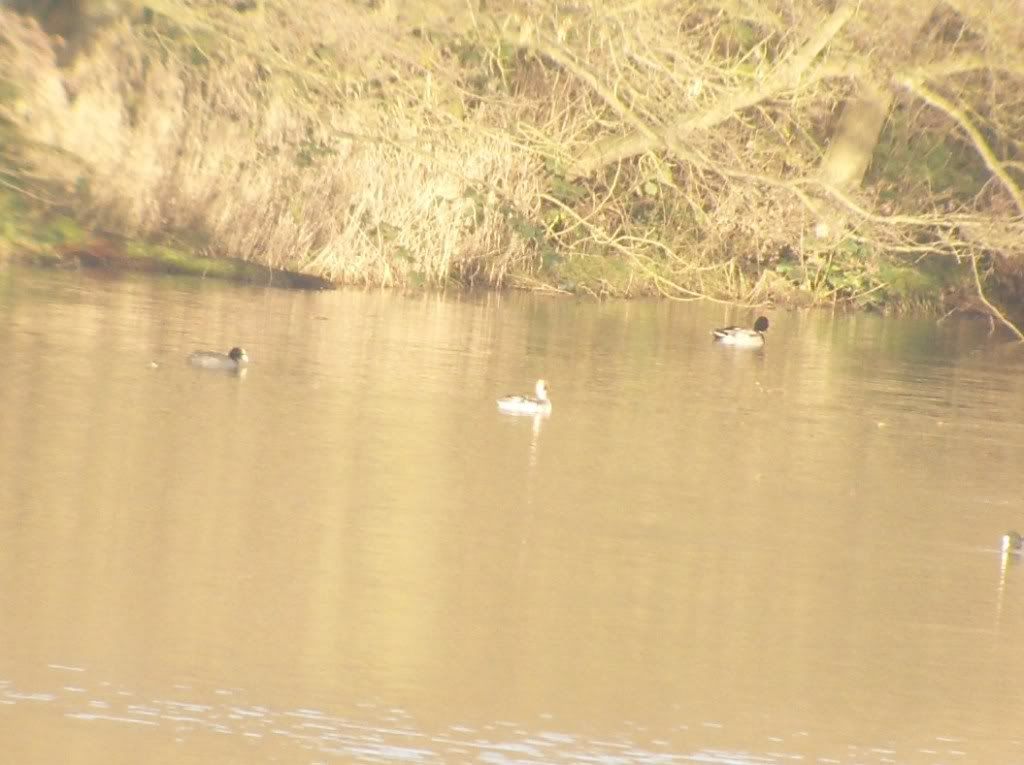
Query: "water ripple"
0 668 1012 764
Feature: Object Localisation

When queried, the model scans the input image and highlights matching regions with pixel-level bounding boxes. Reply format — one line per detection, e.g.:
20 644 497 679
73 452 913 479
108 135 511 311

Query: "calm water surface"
1 264 1023 764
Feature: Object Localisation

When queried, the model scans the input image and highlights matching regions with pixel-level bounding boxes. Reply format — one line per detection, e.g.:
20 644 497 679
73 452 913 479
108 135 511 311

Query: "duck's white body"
497 379 552 415
711 316 769 348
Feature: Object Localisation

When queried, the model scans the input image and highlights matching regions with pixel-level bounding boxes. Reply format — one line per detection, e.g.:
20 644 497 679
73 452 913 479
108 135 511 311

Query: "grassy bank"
1 1 1022 325
0 186 331 288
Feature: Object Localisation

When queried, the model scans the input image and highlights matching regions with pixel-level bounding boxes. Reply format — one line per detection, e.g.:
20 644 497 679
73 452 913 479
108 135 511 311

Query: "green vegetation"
0 189 329 288
1 0 1022 328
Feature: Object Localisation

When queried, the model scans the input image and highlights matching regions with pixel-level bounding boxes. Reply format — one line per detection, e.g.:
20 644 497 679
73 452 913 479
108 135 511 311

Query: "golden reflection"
996 539 1021 628
1 267 1024 762
528 412 545 470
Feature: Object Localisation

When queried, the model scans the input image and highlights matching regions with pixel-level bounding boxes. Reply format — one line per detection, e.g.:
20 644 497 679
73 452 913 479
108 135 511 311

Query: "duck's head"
1002 531 1023 553
753 316 770 333
229 347 248 364
535 379 550 400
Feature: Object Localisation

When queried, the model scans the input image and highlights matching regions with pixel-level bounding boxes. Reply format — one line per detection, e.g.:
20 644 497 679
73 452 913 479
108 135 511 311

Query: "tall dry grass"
0 3 544 286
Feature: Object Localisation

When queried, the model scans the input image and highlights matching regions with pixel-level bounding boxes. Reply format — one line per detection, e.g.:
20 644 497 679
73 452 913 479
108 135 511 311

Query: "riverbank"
0 180 990 320
0 188 331 289
0 178 1000 319
1 1 1022 325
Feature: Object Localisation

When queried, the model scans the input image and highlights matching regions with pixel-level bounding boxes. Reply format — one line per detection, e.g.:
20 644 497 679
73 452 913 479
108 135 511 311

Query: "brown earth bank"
1 1 1023 331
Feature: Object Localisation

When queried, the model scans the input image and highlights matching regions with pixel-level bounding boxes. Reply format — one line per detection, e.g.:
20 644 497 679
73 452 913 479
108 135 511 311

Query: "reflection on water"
1 264 1023 763
0 666 1004 764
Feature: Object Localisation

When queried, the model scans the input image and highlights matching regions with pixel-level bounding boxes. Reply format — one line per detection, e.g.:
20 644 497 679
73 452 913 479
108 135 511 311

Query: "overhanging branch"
899 75 1024 218
565 0 858 177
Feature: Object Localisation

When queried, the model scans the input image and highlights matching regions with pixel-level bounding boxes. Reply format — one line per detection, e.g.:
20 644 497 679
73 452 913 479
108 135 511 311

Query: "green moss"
120 239 332 288
879 263 936 300
125 241 255 279
547 252 636 295
882 256 965 307
45 214 89 246
0 218 17 243
770 233 968 312
0 191 330 288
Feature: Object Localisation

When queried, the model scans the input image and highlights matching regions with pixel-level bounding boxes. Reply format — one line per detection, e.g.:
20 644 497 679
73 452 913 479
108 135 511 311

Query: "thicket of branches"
1 0 1023 324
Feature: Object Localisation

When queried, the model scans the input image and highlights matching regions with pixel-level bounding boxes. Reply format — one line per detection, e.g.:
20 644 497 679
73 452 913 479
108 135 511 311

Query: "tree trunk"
816 1 939 192
817 80 894 191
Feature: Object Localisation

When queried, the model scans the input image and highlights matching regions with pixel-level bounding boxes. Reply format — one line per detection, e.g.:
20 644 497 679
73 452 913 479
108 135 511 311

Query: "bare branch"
509 29 666 152
899 75 1024 218
900 54 1024 81
567 0 858 177
971 255 1024 341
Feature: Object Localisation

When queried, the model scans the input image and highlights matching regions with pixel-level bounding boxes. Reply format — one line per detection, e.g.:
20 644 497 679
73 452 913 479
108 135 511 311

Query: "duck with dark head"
188 347 249 371
711 316 770 348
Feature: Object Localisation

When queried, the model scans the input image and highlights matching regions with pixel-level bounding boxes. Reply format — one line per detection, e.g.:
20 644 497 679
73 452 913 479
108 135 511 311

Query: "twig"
567 0 859 177
0 176 56 206
899 76 1024 218
970 254 1024 341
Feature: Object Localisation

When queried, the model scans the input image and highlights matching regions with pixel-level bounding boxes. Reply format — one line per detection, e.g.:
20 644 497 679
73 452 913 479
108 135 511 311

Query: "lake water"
1 263 1023 764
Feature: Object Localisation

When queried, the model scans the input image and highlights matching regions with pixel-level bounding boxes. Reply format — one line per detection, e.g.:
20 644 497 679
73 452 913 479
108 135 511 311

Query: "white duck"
497 379 552 415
